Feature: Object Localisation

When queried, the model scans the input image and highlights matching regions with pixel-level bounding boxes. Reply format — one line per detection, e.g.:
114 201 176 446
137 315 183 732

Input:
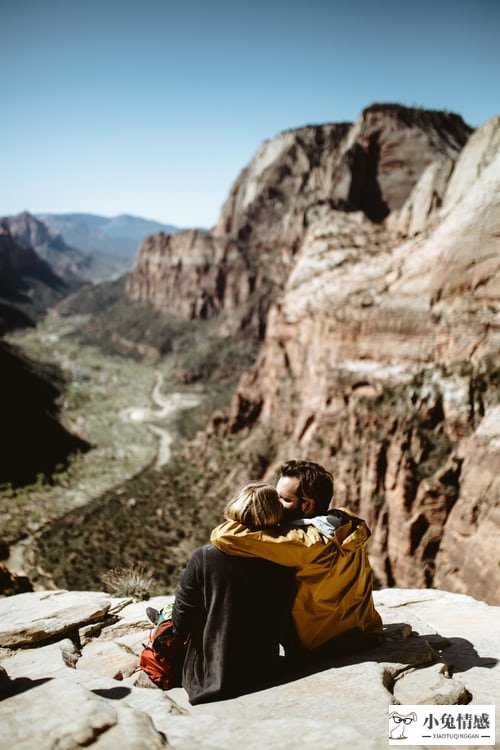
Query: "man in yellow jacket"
210 459 383 654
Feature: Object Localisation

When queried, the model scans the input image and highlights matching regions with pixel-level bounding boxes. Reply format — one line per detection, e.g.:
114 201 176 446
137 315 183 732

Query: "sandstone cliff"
126 105 471 336
0 588 498 748
222 115 500 604
122 105 500 602
215 105 470 237
122 105 498 605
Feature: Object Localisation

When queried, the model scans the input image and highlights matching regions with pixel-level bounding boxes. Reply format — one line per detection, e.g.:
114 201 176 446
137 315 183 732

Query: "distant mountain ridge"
1 212 90 280
0 211 179 285
37 212 179 259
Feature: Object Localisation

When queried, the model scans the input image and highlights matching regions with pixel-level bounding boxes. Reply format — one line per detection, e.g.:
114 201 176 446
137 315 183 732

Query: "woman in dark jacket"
172 482 295 704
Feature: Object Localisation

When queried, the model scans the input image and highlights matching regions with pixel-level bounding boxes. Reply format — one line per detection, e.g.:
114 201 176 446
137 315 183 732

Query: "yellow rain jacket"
210 508 383 652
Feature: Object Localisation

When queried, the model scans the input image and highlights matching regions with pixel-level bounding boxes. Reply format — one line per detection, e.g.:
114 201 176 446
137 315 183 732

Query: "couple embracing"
171 459 382 704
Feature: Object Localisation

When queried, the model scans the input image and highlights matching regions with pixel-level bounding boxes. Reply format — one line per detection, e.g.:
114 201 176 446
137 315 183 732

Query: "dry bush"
101 561 155 599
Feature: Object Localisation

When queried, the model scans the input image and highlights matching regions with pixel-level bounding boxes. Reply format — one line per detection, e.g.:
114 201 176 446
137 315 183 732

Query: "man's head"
276 460 333 521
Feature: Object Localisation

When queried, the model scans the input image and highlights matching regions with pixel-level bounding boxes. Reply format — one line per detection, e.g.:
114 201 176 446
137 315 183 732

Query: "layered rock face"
126 230 273 336
126 104 498 604
0 589 498 749
226 115 500 603
126 105 471 334
215 105 470 237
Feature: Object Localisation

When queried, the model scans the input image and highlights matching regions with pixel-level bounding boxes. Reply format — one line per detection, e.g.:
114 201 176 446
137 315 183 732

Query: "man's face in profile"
276 475 313 521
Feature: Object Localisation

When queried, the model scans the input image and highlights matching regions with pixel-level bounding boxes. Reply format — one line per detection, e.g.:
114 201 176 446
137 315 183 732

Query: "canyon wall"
0 224 70 331
126 105 471 335
126 105 499 603
225 115 500 604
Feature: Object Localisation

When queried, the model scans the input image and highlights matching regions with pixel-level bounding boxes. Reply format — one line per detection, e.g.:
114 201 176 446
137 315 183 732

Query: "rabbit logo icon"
389 711 417 740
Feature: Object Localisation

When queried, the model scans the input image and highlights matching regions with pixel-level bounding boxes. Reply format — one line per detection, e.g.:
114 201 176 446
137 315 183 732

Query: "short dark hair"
278 460 334 515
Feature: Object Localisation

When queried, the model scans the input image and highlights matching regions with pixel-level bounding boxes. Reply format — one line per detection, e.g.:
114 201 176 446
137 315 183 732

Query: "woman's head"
224 482 283 529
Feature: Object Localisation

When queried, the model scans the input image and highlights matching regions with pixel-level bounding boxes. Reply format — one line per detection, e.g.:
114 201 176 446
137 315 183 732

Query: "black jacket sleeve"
172 547 205 637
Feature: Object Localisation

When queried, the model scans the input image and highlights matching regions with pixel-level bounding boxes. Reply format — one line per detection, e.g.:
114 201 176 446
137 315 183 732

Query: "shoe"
146 606 160 625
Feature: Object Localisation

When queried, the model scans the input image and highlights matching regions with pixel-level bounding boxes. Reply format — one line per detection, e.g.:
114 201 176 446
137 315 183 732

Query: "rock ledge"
0 588 498 748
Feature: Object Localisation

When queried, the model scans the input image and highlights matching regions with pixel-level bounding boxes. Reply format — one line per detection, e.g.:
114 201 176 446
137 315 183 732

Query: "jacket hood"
290 507 371 550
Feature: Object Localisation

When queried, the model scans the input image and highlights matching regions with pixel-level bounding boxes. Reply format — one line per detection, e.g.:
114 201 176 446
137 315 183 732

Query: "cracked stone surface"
392 662 470 705
0 588 498 748
0 590 111 647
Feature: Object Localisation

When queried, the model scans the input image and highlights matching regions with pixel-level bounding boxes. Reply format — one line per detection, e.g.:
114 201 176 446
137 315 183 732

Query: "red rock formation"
126 105 471 334
126 104 498 604
223 115 500 604
126 230 272 336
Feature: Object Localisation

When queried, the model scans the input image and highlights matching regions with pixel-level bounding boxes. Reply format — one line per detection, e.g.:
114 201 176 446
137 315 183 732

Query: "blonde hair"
224 482 283 529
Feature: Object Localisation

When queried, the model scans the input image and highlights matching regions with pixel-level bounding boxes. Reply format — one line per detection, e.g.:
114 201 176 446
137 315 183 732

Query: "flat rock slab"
374 588 500 706
105 595 174 629
0 588 498 749
0 590 111 647
393 662 469 704
77 639 140 680
0 677 168 749
0 638 79 680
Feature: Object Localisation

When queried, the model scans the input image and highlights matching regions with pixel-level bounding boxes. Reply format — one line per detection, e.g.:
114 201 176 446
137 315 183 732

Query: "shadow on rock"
0 675 52 701
92 686 132 700
435 636 498 674
252 624 498 695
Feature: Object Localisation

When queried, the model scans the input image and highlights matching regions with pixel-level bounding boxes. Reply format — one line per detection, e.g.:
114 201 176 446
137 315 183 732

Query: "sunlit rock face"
126 105 498 604
226 115 500 604
125 229 272 336
215 104 470 238
126 105 471 333
0 588 498 749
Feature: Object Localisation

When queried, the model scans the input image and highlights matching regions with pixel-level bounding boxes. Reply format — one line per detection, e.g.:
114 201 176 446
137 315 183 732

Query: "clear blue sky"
1 0 499 229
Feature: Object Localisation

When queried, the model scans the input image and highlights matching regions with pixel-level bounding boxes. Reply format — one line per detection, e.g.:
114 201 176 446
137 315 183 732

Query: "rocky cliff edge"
216 114 500 603
0 588 498 749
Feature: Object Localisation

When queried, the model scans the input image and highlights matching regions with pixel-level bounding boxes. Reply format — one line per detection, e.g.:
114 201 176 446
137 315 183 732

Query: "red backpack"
139 616 189 690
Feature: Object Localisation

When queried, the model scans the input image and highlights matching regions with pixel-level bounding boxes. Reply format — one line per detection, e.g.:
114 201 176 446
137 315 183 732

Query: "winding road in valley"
7 371 202 579
120 371 202 468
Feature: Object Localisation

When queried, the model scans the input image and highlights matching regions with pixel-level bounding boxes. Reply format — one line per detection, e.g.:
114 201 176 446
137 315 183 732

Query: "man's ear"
301 497 316 516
